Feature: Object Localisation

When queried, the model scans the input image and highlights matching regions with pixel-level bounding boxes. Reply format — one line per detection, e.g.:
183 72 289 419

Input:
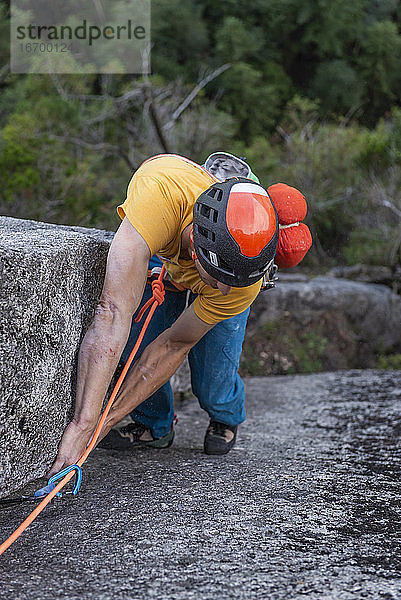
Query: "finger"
46 457 66 478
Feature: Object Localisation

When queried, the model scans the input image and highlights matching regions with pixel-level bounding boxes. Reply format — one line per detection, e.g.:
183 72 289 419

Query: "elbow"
94 296 127 325
163 331 193 359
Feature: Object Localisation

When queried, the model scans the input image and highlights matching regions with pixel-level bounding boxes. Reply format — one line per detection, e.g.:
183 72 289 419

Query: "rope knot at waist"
134 275 166 323
150 278 165 305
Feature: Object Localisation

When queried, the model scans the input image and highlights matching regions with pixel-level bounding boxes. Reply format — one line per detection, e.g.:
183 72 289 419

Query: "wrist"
72 415 98 432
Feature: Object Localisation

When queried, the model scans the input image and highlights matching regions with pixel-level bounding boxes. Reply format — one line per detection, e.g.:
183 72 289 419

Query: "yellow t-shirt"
117 154 262 325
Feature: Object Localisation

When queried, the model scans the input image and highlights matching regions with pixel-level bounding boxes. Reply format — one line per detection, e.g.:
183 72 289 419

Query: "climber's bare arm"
99 305 214 437
48 217 150 475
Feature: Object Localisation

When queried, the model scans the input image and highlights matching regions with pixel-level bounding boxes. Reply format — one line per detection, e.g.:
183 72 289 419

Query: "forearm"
47 306 134 476
103 330 189 430
48 218 150 475
73 306 132 428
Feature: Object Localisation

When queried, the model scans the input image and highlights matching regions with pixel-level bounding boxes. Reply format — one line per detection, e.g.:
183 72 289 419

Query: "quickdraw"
261 263 279 291
0 465 83 508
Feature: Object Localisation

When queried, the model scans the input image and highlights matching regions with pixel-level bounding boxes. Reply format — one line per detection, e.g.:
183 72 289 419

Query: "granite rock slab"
0 216 113 497
0 370 400 599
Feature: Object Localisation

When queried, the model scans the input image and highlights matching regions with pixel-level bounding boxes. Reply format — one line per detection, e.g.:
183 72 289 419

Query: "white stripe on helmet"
230 182 268 196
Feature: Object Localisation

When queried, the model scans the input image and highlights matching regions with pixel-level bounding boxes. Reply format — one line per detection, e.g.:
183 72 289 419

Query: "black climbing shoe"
98 422 174 450
204 421 238 455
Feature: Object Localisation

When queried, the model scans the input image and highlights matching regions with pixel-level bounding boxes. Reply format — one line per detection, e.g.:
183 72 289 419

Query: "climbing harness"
0 266 166 557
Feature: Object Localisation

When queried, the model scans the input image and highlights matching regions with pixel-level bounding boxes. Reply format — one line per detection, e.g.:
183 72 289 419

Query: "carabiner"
34 464 82 499
48 464 82 496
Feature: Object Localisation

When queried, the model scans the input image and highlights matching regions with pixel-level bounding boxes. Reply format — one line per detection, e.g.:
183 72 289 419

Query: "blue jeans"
120 256 249 438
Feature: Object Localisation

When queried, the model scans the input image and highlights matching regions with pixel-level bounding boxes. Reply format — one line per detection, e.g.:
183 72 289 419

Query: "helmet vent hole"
200 205 211 218
217 256 234 275
198 226 216 242
207 188 222 201
199 204 219 223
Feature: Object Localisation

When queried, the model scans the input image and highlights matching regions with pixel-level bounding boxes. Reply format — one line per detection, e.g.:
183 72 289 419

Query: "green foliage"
170 103 235 163
215 17 264 62
343 229 389 266
351 108 401 171
268 107 401 266
267 0 366 57
262 62 293 107
151 0 209 80
219 62 281 140
240 354 265 377
310 60 364 114
228 136 279 183
389 107 401 163
262 321 276 333
356 122 392 170
272 122 363 257
292 332 328 374
377 354 401 370
148 0 401 129
366 0 400 23
0 113 40 199
280 95 320 132
241 320 330 376
357 21 401 122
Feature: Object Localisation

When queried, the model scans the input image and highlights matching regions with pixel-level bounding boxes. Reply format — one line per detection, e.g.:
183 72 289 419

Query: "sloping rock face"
0 217 113 498
241 274 401 375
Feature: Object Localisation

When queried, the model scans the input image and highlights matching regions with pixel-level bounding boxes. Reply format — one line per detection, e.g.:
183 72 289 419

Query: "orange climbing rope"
0 266 166 557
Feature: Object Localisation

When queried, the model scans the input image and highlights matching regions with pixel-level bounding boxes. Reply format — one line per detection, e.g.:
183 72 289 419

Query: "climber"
48 152 311 476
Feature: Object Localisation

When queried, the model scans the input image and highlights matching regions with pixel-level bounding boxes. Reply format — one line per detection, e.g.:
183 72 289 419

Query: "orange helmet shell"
226 183 278 257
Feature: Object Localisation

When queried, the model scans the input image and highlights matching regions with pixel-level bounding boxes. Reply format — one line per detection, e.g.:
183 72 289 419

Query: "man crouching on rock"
49 152 299 475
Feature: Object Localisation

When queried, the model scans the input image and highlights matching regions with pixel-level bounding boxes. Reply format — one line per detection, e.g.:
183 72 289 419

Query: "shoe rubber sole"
204 428 237 455
98 427 174 450
147 428 175 448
